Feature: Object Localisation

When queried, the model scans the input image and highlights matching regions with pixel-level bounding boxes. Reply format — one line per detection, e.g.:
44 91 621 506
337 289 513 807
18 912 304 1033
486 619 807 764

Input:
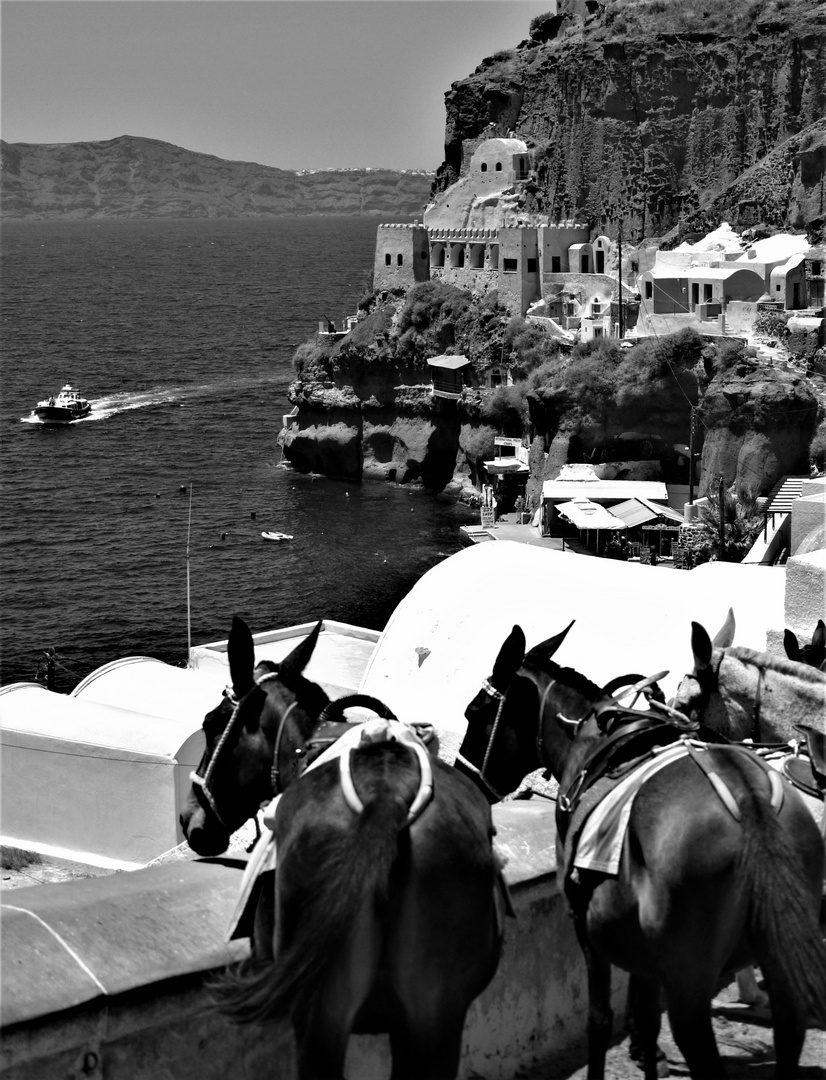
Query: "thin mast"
186 484 193 665
617 219 624 339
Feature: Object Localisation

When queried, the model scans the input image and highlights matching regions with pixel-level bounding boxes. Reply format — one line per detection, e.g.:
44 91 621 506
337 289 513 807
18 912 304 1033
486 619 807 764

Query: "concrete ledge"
1 802 625 1079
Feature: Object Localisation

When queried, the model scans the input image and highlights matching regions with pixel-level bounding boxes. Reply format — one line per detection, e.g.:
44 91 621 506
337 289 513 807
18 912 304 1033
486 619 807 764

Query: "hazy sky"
2 1 554 171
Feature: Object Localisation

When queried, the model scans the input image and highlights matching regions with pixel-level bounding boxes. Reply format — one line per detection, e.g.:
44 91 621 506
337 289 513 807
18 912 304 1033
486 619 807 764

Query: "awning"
427 354 470 370
484 459 529 475
609 498 684 528
556 498 625 531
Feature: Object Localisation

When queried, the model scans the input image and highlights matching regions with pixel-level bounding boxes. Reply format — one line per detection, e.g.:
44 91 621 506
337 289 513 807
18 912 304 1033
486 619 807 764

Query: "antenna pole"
186 484 193 664
617 219 624 340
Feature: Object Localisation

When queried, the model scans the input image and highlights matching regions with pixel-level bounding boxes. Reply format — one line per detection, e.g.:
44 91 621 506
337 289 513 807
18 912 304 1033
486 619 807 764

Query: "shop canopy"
610 497 684 529
556 498 626 531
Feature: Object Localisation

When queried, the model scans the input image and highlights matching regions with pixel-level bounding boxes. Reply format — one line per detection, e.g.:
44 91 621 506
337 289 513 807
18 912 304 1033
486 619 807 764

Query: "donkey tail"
211 758 412 1024
738 765 826 1029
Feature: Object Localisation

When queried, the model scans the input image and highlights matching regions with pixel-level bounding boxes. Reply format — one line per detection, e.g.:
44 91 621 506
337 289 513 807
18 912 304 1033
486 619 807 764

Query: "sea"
0 218 477 693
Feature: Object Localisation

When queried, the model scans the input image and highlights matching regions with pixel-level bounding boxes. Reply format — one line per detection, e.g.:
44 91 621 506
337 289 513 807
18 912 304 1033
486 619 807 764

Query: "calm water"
0 219 474 691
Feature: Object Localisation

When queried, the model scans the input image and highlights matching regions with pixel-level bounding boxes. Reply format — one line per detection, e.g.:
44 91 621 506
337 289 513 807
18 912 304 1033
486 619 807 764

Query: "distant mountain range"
0 136 435 219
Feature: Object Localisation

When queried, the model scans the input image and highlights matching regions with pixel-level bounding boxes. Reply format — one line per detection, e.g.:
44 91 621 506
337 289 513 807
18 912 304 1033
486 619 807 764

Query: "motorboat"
33 384 92 425
261 531 294 542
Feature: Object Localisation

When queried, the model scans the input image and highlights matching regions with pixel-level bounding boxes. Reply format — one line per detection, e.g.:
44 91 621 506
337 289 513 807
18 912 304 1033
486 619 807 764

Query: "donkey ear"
533 619 575 660
711 608 735 649
229 616 256 697
784 629 801 662
280 620 322 682
690 621 714 671
812 619 826 652
492 625 527 682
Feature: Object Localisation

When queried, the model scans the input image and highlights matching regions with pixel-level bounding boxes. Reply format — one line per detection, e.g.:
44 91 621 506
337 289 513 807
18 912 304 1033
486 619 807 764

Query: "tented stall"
0 683 205 868
556 497 625 553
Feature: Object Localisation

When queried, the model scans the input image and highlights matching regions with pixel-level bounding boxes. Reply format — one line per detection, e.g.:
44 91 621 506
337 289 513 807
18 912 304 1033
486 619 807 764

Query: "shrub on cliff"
811 418 826 472
481 384 529 431
292 340 334 379
504 316 560 376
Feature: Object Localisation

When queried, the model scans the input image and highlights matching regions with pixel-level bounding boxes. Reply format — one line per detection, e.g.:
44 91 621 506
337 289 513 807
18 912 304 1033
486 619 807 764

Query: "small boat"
261 531 294 542
33 384 92 425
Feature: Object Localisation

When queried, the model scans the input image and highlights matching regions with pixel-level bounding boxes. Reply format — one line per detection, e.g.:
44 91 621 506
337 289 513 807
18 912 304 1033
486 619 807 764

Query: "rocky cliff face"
698 356 820 494
0 136 434 219
433 0 826 242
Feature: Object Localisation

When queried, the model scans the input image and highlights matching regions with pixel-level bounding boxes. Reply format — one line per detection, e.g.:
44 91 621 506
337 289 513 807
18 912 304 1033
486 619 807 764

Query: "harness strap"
339 739 434 825
685 743 742 821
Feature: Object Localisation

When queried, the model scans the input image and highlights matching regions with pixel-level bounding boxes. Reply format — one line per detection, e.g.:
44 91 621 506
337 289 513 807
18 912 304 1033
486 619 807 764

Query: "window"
776 283 782 291
385 254 391 266
527 258 538 273
503 258 518 273
551 256 561 273
481 162 488 172
397 254 404 266
812 261 822 276
645 280 653 299
594 327 603 338
495 162 503 172
421 250 428 260
592 301 601 316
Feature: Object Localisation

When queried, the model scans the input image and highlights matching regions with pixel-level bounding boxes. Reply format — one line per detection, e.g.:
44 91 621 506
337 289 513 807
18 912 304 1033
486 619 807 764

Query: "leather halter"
683 652 766 741
189 678 300 828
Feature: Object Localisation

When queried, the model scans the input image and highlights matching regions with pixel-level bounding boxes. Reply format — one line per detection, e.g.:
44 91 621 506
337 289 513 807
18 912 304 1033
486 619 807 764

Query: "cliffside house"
636 229 820 339
427 354 471 399
373 137 631 334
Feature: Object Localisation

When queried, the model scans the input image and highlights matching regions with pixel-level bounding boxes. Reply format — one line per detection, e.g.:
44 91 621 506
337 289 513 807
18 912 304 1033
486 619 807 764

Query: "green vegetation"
693 486 764 563
811 419 826 472
1 846 42 872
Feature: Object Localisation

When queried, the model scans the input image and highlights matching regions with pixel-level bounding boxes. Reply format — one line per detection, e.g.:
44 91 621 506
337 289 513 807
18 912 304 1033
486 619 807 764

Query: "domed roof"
473 137 529 156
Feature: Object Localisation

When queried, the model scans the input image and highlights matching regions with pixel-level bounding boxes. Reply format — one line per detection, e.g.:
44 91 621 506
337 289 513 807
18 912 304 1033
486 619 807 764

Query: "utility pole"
688 406 696 505
617 220 624 340
718 474 726 562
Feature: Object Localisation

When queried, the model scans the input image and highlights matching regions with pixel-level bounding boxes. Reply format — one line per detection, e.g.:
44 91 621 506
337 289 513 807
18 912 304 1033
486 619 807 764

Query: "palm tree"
696 484 763 563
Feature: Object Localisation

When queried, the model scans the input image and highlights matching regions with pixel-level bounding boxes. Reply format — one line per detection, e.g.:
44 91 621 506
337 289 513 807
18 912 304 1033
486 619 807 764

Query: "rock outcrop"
0 136 434 219
698 356 820 494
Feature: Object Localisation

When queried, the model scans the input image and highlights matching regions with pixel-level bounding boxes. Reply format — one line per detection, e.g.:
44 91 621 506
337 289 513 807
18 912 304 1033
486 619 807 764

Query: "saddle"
781 724 826 801
301 694 437 771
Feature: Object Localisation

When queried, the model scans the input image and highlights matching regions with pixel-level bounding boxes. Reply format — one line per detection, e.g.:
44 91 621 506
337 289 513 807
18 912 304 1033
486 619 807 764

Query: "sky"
1 0 555 172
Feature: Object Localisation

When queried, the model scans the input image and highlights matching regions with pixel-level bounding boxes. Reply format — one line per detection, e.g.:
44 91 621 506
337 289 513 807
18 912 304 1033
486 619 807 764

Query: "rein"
189 677 300 829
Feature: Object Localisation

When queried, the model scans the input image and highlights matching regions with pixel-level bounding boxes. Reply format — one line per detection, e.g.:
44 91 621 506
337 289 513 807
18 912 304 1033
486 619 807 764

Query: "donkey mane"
523 649 603 702
725 645 826 684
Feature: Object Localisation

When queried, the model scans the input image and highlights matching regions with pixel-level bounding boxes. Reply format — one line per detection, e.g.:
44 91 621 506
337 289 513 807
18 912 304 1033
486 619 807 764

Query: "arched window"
397 254 404 266
495 162 503 172
450 244 465 268
481 162 488 173
432 244 446 268
470 244 485 269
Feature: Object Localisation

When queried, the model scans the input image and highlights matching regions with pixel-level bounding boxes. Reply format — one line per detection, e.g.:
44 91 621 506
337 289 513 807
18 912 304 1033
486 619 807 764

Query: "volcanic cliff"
282 0 826 500
434 0 826 244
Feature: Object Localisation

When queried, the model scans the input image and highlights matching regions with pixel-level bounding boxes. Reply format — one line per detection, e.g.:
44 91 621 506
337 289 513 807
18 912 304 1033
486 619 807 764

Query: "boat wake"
21 378 278 424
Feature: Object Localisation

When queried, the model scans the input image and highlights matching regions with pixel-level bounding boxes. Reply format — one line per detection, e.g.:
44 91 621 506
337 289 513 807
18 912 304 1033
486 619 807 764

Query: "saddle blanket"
226 718 431 942
574 741 693 875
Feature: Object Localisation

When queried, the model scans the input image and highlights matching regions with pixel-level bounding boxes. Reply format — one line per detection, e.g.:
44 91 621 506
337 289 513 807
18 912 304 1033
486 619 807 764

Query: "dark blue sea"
0 219 475 692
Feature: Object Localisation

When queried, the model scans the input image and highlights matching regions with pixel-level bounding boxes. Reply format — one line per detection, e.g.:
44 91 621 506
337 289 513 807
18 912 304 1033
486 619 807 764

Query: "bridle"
457 672 563 800
460 666 686 800
679 652 766 741
189 676 300 829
